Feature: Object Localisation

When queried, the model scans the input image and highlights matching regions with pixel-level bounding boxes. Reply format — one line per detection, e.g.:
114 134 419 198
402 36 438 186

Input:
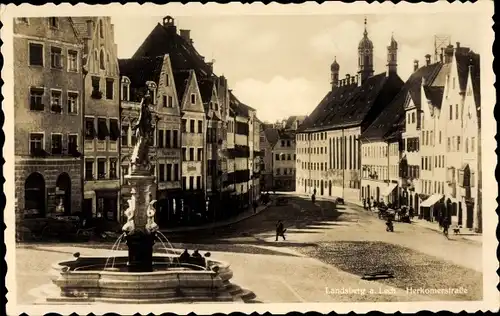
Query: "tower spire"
364 17 368 37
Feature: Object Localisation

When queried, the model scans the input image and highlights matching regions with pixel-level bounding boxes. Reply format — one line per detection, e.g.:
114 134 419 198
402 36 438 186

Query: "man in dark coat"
275 220 286 241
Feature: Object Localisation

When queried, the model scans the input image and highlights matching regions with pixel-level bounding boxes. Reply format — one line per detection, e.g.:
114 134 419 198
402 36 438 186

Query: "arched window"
100 49 105 70
56 173 71 214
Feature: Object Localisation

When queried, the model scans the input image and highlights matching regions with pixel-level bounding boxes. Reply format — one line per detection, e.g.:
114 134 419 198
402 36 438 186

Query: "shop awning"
420 194 443 208
382 183 398 197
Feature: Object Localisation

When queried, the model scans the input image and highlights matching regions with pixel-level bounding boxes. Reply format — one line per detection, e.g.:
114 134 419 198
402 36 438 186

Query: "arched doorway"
24 172 46 218
56 173 71 214
328 181 332 196
376 187 380 202
320 180 324 195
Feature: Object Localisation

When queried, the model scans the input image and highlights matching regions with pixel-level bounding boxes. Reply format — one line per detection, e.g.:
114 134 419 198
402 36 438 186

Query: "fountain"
34 88 251 304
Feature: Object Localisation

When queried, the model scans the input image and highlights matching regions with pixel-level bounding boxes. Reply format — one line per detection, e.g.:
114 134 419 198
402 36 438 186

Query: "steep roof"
300 73 404 133
132 23 213 79
173 70 192 104
361 63 443 142
70 17 97 39
278 129 295 140
118 56 165 102
455 49 480 107
263 128 280 147
198 78 215 108
407 62 443 109
423 85 444 109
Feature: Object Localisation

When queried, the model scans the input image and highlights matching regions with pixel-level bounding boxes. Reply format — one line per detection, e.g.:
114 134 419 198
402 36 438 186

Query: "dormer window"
49 17 59 29
190 93 196 104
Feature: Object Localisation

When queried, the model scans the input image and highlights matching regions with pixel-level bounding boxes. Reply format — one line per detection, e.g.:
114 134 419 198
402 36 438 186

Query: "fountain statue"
122 188 137 234
122 89 160 272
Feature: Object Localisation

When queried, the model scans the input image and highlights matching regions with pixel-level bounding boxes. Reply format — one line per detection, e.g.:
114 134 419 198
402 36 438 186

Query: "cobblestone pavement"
16 195 483 304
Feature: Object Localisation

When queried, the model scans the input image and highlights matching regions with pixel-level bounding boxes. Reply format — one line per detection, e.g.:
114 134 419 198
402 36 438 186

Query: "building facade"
72 17 121 221
14 17 84 220
296 20 403 202
273 131 296 191
260 127 279 191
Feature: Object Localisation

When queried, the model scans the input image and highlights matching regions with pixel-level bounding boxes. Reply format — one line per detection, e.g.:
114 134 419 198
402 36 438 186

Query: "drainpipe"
81 63 88 217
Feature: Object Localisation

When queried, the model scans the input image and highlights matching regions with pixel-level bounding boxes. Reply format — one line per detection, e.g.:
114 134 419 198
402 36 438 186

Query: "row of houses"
296 19 482 233
14 16 261 229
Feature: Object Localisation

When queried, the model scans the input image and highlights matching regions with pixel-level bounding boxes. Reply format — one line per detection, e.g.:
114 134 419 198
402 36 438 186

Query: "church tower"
330 56 340 90
387 34 398 75
358 17 374 84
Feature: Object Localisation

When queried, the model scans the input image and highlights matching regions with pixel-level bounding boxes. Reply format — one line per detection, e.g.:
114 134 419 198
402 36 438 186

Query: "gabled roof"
278 129 295 140
70 17 98 39
423 86 444 110
198 78 215 105
361 63 444 142
455 49 480 107
118 56 165 102
229 92 255 118
173 70 192 104
300 73 404 132
407 62 443 109
263 128 280 147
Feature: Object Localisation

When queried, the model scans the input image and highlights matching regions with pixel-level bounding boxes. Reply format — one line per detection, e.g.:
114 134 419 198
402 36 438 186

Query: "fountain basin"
42 254 236 304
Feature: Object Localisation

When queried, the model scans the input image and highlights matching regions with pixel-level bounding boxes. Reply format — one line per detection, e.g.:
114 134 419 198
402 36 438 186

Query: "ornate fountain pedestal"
124 172 157 273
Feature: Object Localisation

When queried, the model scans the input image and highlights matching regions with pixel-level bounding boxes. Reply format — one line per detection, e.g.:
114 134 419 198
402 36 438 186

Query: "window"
158 130 164 148
163 95 167 107
106 78 114 100
287 140 291 147
100 50 105 70
471 137 475 152
109 119 120 141
67 134 78 154
174 164 179 181
49 17 58 28
109 159 117 179
196 176 201 190
182 177 187 190
197 148 203 161
92 76 100 92
198 120 203 134
165 73 170 86
97 118 109 140
166 164 172 181
411 112 415 124
66 50 79 72
85 160 94 180
50 46 62 69
276 168 280 175
67 92 78 113
190 93 196 104
439 131 442 144
287 154 292 160
455 104 459 120
29 43 44 67
99 20 104 38
189 120 195 133
29 133 44 155
189 148 194 161
159 164 165 182
181 119 187 132
447 137 451 152
457 136 461 151
30 87 44 111
121 125 129 147
189 176 194 190
182 148 187 161
85 118 96 140
171 130 178 148
97 158 106 179
122 84 129 101
275 154 280 161
51 134 62 154
449 104 453 120
50 90 62 113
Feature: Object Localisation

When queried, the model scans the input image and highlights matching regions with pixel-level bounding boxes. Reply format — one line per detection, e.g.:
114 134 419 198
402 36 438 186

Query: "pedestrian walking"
311 194 316 204
367 198 371 211
252 200 258 214
409 206 414 220
363 198 366 209
442 217 450 237
275 220 286 241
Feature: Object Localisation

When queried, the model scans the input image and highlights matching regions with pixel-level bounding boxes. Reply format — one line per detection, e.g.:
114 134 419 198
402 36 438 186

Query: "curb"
159 204 271 234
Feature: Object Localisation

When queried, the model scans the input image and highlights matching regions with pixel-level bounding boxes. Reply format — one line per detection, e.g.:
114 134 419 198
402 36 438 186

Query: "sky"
111 13 483 123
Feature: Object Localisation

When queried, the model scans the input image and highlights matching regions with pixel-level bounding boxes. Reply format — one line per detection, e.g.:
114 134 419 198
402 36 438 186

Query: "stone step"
225 283 243 295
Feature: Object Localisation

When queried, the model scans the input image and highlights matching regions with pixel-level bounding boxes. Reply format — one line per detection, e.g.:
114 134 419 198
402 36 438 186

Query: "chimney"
351 76 356 85
180 29 191 42
444 44 454 63
456 42 460 48
345 74 350 84
414 59 419 71
207 62 214 73
425 54 431 66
